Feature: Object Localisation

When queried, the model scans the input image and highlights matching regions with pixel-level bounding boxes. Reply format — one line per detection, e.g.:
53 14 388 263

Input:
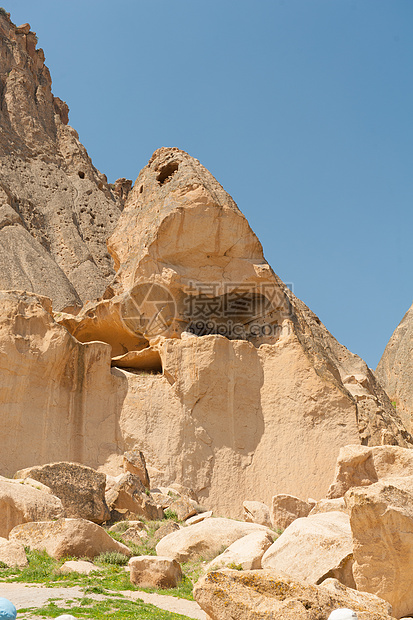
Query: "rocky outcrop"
0 475 64 537
376 302 413 434
326 444 413 499
262 512 354 588
15 462 110 524
0 538 28 567
105 472 163 521
205 531 273 571
193 570 396 620
0 291 127 478
0 12 121 311
243 501 272 528
346 477 413 619
9 518 131 560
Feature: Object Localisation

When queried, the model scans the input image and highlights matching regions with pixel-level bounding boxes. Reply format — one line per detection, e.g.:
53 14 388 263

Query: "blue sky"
8 0 413 368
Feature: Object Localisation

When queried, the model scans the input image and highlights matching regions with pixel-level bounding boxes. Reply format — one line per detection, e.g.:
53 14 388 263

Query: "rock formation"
0 11 411 520
376 302 413 434
0 11 122 310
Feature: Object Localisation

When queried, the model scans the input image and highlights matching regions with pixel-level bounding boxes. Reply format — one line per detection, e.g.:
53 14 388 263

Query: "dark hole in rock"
139 185 144 193
156 161 179 185
78 171 85 179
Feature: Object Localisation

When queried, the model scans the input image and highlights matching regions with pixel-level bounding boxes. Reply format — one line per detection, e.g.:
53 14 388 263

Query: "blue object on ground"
0 598 17 620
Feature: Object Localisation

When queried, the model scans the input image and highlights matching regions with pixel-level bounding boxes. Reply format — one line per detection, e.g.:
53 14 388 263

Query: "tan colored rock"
0 537 28 567
9 518 131 560
206 531 273 571
123 450 150 488
327 444 413 499
345 476 413 618
376 302 413 433
0 476 64 538
168 483 199 503
15 462 110 524
262 512 354 588
108 520 146 534
186 511 213 526
105 472 163 521
155 517 274 562
0 291 127 479
243 501 271 528
129 555 182 589
151 492 174 509
270 494 312 530
168 497 197 521
60 560 101 575
122 524 149 545
153 521 181 542
309 497 348 516
193 570 396 620
0 14 122 310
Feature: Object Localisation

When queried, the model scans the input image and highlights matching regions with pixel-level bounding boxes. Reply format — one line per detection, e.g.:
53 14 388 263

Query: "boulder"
193 570 396 620
122 450 150 488
0 537 28 567
0 476 64 537
15 462 110 524
243 501 271 527
262 512 354 587
156 517 274 562
168 483 198 503
108 520 146 534
122 524 149 545
345 476 413 618
309 498 348 516
105 472 163 521
9 518 131 560
206 531 273 571
270 494 312 530
151 492 174 509
154 521 181 542
60 560 101 575
327 444 413 499
168 497 197 521
186 511 213 526
129 555 182 588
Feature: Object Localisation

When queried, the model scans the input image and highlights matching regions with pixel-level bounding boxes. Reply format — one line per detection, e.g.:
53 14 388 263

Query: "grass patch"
95 551 129 566
20 596 194 619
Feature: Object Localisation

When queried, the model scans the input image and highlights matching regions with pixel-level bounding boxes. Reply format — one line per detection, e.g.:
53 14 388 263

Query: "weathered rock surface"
168 497 197 521
193 570 396 620
376 302 413 433
327 444 413 499
15 462 110 524
0 537 28 567
270 494 312 530
243 501 271 528
123 450 150 488
60 560 101 575
262 512 355 587
129 556 182 589
105 472 163 521
153 521 181 542
0 475 64 537
346 477 413 618
186 511 213 526
309 497 348 516
206 531 273 571
9 518 131 560
155 517 274 562
0 12 122 310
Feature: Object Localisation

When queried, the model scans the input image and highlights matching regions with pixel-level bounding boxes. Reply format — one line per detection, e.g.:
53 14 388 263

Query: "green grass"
20 596 194 619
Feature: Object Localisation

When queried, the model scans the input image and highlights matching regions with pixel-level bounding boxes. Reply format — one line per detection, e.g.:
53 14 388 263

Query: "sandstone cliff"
0 11 122 311
376 301 413 433
0 12 411 518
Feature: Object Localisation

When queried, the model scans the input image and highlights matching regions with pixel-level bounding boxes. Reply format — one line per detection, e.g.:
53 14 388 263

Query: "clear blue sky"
8 0 413 369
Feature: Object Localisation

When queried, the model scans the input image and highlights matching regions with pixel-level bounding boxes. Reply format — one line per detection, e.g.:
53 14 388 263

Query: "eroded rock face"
193 570 396 620
376 302 413 434
0 13 121 310
129 556 182 589
326 444 413 499
346 477 413 619
0 291 127 478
